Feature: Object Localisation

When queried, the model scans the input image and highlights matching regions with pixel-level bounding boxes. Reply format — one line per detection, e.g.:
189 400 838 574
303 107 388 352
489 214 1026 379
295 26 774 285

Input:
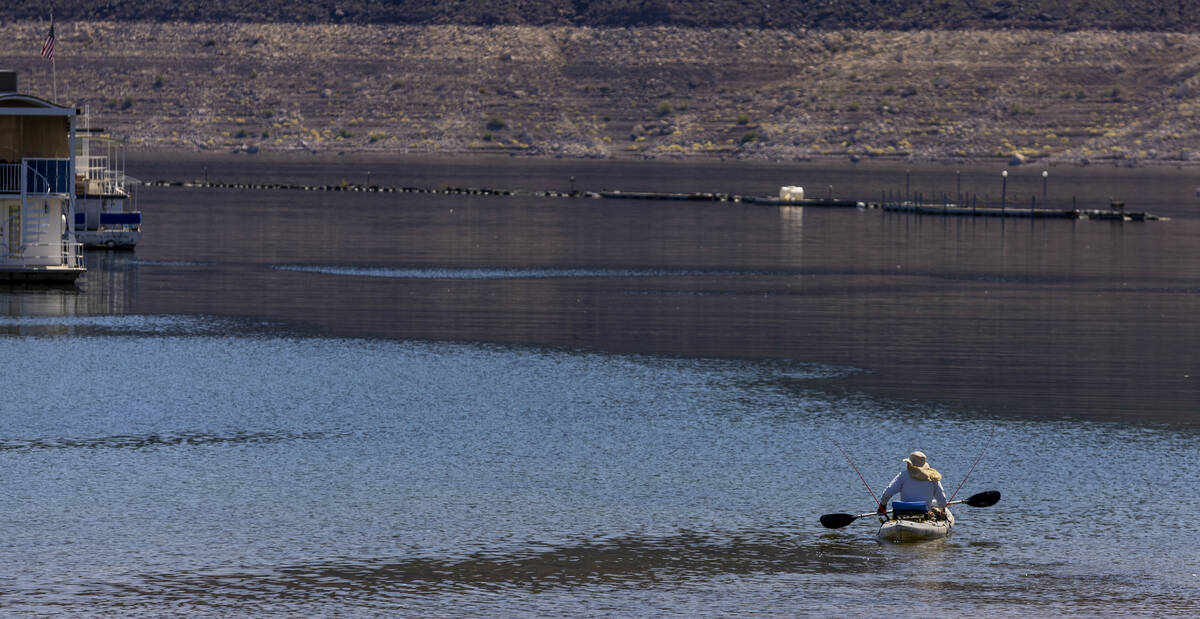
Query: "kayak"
877 509 954 542
820 491 997 538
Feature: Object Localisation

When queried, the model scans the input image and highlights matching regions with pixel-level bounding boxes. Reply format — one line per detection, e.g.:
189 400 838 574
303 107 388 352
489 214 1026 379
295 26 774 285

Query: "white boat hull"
877 510 954 542
79 228 140 249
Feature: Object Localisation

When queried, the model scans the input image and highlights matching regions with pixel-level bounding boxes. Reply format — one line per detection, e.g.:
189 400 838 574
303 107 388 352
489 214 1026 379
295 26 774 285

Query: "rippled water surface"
1 157 1198 615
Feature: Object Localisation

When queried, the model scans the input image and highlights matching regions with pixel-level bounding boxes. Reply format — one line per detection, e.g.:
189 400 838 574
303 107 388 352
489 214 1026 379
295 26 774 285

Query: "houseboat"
0 70 85 283
75 126 141 249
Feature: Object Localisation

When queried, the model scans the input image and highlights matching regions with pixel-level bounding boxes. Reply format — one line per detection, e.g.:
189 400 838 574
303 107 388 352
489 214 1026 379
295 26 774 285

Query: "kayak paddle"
948 489 1000 508
819 490 1000 529
819 511 879 529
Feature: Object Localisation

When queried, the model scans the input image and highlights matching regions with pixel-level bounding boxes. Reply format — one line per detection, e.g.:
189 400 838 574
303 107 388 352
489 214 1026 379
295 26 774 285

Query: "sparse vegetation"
106 96 133 111
8 19 1191 164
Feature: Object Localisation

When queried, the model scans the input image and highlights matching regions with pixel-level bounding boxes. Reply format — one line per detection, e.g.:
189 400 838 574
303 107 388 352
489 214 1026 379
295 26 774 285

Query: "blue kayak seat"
891 500 928 516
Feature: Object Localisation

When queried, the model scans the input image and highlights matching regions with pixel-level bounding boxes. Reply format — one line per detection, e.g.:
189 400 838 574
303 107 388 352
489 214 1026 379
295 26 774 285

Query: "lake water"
1 155 1197 616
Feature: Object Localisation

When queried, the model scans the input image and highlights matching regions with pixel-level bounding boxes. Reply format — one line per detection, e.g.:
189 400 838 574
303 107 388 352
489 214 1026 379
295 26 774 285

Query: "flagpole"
50 9 56 102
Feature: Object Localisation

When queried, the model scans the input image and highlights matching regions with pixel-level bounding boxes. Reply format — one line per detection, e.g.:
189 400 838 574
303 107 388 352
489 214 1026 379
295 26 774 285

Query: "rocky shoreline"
5 21 1200 167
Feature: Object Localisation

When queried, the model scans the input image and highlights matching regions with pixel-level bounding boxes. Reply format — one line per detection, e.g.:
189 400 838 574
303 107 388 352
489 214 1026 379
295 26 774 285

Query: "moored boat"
0 71 85 283
74 121 141 249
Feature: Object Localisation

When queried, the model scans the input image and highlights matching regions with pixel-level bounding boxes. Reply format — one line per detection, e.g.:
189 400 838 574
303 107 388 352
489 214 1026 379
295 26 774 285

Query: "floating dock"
145 179 1164 221
877 201 1162 221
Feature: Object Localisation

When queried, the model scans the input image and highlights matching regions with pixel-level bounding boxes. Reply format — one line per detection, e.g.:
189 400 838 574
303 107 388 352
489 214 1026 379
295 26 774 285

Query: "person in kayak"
877 451 948 518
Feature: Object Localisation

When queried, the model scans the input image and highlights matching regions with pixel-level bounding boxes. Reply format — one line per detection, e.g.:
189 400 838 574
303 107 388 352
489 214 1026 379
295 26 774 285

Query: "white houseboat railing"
23 158 72 195
62 240 84 268
0 163 18 193
0 241 84 268
78 155 126 195
0 159 72 195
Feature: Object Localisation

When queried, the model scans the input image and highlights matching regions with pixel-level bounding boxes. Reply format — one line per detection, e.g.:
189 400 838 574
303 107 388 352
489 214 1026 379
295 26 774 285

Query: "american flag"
41 21 54 59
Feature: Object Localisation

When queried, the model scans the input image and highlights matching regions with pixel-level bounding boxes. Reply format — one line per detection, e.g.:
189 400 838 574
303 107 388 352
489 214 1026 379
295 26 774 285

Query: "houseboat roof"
0 92 75 116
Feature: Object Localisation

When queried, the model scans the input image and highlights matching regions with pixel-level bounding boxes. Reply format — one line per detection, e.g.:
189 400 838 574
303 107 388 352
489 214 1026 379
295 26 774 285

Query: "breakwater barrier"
142 180 1164 221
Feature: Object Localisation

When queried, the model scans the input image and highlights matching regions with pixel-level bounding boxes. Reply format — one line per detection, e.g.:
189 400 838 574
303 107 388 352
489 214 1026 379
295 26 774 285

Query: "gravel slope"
5 21 1199 166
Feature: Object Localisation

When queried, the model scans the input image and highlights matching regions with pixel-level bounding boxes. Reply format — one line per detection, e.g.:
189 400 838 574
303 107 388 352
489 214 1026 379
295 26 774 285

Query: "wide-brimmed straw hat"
904 451 942 482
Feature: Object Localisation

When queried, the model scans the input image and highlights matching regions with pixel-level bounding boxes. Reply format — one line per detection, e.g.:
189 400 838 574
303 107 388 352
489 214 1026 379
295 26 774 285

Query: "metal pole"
1001 170 1008 214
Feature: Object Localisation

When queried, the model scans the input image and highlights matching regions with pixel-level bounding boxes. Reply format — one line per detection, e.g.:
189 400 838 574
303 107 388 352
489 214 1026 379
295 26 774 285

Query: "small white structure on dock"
779 186 805 201
0 70 84 282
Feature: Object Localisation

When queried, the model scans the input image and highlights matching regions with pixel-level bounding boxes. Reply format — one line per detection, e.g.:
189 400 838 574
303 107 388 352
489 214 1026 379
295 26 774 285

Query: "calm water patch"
0 323 1196 615
272 265 755 279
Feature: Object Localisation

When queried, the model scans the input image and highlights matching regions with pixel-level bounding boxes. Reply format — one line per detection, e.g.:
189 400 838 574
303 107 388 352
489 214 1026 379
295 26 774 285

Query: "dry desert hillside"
4 21 1200 166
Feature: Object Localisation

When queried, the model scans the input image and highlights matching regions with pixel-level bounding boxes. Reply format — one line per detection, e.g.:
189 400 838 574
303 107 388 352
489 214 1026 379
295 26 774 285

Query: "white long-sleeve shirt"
880 471 947 508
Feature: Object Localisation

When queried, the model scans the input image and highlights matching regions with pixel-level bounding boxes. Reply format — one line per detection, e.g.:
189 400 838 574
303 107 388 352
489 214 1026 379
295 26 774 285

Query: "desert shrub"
736 112 751 124
656 101 674 117
486 116 506 130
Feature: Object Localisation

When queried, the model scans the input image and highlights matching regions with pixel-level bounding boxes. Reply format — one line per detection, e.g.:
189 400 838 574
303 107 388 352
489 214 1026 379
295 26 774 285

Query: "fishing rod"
826 435 879 506
948 427 996 502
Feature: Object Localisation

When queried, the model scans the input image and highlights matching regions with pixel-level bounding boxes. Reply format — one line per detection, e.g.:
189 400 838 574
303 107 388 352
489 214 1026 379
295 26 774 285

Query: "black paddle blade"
819 513 858 529
964 490 1001 508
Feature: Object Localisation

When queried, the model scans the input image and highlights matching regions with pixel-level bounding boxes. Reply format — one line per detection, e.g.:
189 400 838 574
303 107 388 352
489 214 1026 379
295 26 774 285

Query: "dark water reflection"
73 156 1200 426
0 431 328 452
138 531 869 599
